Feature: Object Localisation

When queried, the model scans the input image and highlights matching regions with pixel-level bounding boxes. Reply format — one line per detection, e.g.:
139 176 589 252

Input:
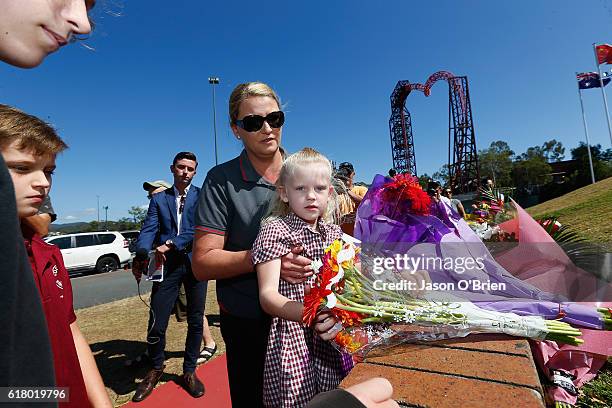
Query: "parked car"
45 231 132 275
119 230 140 253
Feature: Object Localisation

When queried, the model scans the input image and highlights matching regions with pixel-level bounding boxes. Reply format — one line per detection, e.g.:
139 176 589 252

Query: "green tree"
478 141 514 187
417 173 431 189
512 146 552 188
541 139 565 162
570 143 612 186
128 206 147 226
432 164 450 186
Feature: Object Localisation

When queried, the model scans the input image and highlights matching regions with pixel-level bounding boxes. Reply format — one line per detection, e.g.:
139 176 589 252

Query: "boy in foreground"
0 104 111 408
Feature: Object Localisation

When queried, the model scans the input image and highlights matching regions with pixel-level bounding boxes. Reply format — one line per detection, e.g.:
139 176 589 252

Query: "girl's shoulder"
257 216 294 240
319 220 343 240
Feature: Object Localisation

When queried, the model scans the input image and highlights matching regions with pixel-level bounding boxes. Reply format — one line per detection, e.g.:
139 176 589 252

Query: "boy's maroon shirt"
23 228 90 408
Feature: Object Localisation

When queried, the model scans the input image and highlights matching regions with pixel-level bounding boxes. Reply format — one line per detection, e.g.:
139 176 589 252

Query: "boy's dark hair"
0 104 67 156
338 161 354 174
334 166 352 183
172 151 198 166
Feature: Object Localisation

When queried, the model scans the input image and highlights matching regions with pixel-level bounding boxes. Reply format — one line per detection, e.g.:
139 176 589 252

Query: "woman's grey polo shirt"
195 149 276 319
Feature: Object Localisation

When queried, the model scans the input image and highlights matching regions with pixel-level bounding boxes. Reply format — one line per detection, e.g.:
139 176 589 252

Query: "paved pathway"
71 269 153 310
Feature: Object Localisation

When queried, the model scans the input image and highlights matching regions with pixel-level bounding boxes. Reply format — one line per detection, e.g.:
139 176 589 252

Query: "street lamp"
103 205 109 230
208 76 220 165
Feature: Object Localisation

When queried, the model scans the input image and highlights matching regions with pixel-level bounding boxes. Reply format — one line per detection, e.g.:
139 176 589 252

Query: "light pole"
103 206 109 230
208 76 220 165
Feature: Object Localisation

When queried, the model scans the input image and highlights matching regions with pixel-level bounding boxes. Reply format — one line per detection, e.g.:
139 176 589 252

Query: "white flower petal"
325 293 337 309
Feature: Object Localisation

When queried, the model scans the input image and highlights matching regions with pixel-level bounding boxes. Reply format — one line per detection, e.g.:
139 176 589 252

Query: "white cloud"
83 208 96 213
64 215 77 220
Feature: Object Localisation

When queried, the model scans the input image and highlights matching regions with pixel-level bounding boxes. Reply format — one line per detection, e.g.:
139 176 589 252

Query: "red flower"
332 308 365 327
303 285 331 327
381 174 431 216
334 330 362 353
538 218 561 234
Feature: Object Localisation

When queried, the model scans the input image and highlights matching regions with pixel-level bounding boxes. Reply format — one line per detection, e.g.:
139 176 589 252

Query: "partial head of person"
0 0 95 68
481 176 494 188
338 162 355 187
229 82 284 160
171 151 197 190
0 104 67 218
268 147 337 225
143 180 172 199
334 166 352 188
426 180 441 197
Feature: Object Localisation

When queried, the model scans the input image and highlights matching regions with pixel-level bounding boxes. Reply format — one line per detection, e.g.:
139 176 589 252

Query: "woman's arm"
256 258 304 322
70 322 112 408
457 201 467 218
192 231 314 282
192 231 253 280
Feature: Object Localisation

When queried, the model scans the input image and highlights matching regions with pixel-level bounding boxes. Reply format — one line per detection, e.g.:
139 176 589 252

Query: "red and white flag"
596 43 612 65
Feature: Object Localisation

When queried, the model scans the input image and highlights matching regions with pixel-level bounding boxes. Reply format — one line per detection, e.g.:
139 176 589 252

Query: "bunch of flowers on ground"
466 187 516 241
303 238 586 355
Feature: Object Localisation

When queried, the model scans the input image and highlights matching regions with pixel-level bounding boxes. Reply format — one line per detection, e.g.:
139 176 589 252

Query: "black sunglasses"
235 111 285 132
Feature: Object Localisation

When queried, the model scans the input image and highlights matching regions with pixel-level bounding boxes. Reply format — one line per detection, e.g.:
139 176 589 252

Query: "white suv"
45 231 132 275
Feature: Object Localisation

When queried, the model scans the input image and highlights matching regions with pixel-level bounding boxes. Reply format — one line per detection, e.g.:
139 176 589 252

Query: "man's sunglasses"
235 111 285 132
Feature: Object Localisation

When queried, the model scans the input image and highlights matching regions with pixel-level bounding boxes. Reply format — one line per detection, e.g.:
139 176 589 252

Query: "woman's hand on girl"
280 246 313 284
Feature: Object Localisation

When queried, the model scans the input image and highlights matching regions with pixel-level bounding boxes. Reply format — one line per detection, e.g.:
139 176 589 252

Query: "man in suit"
132 152 207 401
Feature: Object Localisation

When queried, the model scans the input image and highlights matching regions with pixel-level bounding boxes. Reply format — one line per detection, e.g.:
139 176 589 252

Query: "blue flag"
577 72 611 89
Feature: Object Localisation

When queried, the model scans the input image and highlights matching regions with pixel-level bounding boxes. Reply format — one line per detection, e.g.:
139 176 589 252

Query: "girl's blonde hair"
265 147 340 225
229 82 282 125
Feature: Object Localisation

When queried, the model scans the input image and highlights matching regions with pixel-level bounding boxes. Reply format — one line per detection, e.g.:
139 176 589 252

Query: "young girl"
251 147 353 408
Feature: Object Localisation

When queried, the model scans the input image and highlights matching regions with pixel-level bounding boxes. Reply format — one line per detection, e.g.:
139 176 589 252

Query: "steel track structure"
389 71 480 193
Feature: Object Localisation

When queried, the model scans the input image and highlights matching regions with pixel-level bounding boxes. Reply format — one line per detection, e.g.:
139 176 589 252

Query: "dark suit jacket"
136 185 201 257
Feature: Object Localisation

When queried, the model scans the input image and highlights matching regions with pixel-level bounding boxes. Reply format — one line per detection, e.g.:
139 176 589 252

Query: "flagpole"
576 75 596 184
593 43 612 147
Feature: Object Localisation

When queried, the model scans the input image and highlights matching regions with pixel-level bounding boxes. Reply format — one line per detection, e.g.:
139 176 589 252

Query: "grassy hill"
527 177 612 407
526 177 612 244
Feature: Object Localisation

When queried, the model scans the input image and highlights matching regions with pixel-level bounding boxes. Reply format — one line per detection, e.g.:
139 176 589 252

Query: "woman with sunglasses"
192 82 314 407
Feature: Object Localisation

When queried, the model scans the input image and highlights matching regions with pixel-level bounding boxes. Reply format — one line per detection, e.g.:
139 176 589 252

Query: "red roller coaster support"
389 71 480 193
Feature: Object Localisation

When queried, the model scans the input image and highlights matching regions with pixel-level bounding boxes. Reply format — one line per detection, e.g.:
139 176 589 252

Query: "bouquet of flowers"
302 238 591 355
466 187 516 242
328 174 612 354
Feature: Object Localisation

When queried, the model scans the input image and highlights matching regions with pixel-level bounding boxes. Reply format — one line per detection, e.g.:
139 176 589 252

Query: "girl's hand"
280 246 313 284
313 309 342 341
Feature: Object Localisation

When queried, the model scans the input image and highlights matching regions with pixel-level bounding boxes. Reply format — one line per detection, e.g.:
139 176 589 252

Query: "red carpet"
125 353 231 407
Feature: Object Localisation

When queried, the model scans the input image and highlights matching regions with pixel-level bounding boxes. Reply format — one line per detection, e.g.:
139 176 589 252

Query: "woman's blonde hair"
229 82 282 125
265 147 340 225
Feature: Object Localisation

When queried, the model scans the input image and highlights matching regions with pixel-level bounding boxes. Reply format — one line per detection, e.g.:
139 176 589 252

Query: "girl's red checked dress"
251 213 354 408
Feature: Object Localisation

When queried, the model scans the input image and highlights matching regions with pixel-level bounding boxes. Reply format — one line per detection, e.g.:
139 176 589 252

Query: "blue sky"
1 0 612 223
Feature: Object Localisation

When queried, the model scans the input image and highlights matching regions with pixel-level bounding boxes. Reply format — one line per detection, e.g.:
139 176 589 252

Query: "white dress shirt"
173 184 191 234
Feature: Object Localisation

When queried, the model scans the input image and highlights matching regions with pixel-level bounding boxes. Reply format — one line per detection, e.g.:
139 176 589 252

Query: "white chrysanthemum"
311 259 323 273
